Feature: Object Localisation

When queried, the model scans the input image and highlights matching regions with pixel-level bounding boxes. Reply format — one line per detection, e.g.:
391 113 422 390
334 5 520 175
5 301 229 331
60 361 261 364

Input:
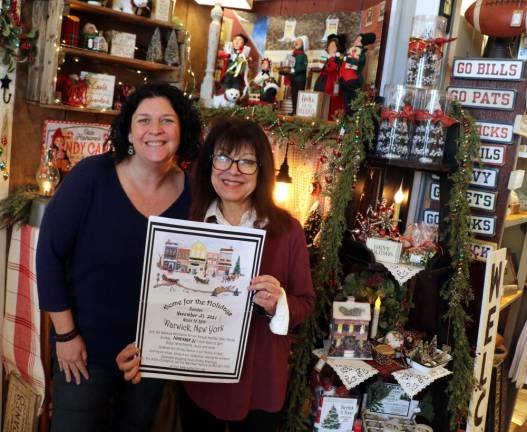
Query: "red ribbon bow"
407 37 457 59
413 109 457 127
381 104 414 125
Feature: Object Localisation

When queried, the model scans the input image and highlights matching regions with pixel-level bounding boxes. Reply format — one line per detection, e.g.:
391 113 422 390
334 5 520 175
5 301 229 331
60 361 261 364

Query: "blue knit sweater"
36 153 191 368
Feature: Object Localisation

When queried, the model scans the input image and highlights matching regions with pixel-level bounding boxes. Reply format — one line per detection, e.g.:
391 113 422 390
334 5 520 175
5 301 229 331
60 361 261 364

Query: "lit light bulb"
274 182 290 203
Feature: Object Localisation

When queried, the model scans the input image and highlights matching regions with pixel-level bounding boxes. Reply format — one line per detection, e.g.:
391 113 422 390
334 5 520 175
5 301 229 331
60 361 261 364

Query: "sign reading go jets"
466 189 497 212
476 144 507 166
471 167 499 189
447 87 516 111
452 58 524 81
475 121 514 144
470 215 497 237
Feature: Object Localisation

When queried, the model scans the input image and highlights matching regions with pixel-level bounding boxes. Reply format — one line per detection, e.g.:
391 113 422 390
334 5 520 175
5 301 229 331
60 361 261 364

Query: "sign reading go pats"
466 248 507 432
447 86 516 111
452 58 524 81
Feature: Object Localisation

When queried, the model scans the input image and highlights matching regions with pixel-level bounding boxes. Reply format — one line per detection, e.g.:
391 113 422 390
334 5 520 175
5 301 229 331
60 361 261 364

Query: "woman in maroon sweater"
117 117 315 431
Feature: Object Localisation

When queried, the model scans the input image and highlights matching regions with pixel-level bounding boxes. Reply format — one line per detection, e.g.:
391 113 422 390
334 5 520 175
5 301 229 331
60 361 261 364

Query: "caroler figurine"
339 32 376 116
217 33 251 97
287 36 309 115
314 34 345 119
252 58 279 103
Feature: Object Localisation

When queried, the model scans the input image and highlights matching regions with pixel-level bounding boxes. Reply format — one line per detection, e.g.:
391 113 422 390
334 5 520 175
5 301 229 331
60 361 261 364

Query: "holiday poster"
136 217 266 383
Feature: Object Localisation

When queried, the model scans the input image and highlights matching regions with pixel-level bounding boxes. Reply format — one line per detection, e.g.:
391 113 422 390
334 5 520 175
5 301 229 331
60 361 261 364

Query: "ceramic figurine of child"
314 34 345 119
339 32 376 116
252 58 279 103
218 33 251 96
288 36 309 115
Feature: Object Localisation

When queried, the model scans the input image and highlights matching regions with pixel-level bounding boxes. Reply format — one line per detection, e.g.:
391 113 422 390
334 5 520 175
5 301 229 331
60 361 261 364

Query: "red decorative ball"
320 155 328 163
333 149 342 158
379 229 386 236
325 176 333 184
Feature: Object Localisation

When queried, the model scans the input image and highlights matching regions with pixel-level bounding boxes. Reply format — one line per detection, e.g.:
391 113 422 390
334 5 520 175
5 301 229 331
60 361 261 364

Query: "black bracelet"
54 328 79 343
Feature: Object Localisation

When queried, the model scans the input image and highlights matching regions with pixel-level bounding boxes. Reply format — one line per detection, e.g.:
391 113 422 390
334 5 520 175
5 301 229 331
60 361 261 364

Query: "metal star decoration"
1 74 12 104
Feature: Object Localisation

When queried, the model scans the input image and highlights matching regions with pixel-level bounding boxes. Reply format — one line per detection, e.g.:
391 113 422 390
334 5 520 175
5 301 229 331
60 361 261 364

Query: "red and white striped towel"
1 224 45 408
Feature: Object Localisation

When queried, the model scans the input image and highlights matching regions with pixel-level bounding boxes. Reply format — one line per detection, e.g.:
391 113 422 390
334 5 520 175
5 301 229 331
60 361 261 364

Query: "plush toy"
212 88 241 108
314 34 345 119
339 32 376 116
218 34 251 98
287 35 309 115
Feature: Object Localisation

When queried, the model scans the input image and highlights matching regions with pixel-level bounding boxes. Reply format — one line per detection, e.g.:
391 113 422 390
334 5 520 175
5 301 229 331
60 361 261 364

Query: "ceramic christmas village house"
329 298 373 359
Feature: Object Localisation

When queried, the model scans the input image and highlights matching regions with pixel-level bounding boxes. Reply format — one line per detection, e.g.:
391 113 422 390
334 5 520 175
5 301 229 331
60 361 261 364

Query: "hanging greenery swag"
0 95 480 431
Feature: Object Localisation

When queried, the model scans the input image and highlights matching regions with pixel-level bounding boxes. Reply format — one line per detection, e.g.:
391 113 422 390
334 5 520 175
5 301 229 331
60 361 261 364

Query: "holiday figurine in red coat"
339 32 376 116
314 34 346 119
217 33 251 98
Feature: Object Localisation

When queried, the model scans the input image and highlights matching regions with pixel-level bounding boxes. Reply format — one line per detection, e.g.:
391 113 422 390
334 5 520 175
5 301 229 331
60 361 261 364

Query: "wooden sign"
475 121 514 144
471 167 499 190
430 182 440 201
447 87 516 111
151 0 172 21
80 71 116 110
476 144 507 166
466 248 507 432
109 31 137 59
3 374 40 432
366 237 402 264
466 189 497 212
452 58 524 81
42 120 111 170
296 91 330 119
423 209 439 226
470 215 497 237
470 240 498 262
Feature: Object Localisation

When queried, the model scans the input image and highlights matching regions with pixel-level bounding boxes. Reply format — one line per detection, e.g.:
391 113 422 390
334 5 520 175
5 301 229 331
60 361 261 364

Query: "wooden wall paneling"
27 0 64 104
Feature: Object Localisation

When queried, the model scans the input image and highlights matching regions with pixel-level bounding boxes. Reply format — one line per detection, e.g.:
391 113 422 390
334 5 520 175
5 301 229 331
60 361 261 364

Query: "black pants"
341 79 361 116
179 386 282 432
291 79 306 114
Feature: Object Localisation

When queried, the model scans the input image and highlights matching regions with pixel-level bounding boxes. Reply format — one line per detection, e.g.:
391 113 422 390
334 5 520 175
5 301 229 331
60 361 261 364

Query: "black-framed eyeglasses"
211 154 259 175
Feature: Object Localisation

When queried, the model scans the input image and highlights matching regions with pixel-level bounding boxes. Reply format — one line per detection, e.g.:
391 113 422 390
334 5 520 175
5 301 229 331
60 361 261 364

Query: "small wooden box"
366 237 402 264
151 0 172 22
296 91 330 119
108 31 136 58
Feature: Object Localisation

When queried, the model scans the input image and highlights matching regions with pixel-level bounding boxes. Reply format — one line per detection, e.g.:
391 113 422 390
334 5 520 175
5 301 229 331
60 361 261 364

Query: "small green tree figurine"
165 29 180 66
147 28 163 63
233 256 241 276
321 405 341 430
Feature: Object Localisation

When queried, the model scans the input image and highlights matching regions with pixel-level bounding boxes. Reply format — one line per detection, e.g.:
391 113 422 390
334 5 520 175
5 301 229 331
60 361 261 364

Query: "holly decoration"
0 0 38 72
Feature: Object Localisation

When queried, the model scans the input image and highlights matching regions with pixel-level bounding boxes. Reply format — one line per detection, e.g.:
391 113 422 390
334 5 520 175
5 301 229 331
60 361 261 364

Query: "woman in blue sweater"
36 83 201 432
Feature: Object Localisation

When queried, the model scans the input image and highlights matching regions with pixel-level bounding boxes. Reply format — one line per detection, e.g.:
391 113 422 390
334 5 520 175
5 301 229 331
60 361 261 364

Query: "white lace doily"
381 262 425 285
391 366 452 398
313 348 378 390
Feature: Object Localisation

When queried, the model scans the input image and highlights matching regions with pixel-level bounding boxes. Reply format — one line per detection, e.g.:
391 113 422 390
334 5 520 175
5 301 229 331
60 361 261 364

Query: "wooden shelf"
62 46 179 72
66 1 177 29
500 289 522 311
504 212 527 228
27 100 119 116
366 156 455 173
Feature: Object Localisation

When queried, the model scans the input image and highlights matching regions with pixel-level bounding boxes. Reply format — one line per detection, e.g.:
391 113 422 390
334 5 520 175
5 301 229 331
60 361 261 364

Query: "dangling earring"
127 145 135 156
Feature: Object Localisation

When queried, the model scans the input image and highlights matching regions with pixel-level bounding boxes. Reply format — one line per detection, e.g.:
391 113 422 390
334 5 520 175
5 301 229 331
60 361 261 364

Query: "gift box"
108 31 137 59
296 91 330 119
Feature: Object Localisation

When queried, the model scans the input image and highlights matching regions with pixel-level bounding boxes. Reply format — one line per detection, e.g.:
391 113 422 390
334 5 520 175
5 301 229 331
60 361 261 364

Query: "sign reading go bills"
475 121 514 144
452 58 524 81
447 86 516 111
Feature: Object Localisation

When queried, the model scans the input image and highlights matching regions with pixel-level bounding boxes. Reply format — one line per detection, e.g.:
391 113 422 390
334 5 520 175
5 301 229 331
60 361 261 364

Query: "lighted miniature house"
328 298 372 359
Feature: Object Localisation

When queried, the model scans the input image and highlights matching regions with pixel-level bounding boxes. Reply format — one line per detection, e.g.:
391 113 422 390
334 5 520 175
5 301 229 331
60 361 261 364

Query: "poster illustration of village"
136 217 266 383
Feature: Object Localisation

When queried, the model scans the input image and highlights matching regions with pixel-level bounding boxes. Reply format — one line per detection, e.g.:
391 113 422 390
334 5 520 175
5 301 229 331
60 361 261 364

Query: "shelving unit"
27 100 119 116
504 212 527 228
61 46 180 72
66 1 177 29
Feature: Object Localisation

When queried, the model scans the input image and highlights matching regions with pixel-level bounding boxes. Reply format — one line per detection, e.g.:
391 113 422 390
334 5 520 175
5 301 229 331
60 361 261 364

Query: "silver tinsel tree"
164 29 180 66
147 28 163 63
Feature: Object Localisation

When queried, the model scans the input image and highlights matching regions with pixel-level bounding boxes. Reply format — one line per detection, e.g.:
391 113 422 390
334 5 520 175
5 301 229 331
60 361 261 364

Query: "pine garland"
0 184 39 229
441 101 480 431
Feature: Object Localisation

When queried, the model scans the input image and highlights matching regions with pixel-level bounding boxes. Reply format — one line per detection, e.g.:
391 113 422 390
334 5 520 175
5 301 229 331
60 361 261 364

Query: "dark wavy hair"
110 83 201 164
190 117 291 234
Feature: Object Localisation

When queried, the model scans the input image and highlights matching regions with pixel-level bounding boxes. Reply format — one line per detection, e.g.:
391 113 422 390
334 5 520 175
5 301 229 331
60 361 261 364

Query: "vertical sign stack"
447 58 526 261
